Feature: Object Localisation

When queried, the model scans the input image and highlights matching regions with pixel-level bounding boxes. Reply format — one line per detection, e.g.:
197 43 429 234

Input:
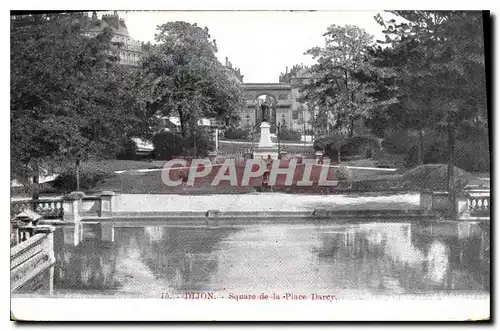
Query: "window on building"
279 94 288 100
298 110 304 121
292 110 299 120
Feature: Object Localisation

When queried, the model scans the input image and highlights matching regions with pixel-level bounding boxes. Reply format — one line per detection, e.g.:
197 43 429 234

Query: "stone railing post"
99 191 115 218
420 190 433 213
63 191 84 223
456 191 470 220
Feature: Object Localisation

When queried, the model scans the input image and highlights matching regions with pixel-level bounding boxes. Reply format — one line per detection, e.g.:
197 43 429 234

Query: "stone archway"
242 83 292 134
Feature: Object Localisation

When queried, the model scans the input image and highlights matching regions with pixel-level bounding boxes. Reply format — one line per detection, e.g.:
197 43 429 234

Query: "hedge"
278 128 301 142
224 128 251 140
401 164 469 192
382 130 490 172
52 167 116 192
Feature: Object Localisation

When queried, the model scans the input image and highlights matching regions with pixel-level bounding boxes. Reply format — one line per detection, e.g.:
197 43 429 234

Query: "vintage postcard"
10 8 490 321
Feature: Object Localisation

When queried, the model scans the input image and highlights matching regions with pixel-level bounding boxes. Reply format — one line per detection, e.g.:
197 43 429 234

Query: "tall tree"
140 22 243 146
300 25 377 138
374 11 487 210
11 13 145 193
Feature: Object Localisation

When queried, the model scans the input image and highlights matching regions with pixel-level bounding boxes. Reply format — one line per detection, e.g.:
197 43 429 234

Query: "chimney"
225 57 228 66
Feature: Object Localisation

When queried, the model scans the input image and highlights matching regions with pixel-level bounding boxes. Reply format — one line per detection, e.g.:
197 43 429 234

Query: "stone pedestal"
456 192 470 219
254 121 279 160
99 191 115 218
420 190 433 212
63 192 84 223
258 122 273 147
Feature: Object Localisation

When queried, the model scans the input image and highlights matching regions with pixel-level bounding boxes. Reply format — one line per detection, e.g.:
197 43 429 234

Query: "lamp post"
277 123 281 159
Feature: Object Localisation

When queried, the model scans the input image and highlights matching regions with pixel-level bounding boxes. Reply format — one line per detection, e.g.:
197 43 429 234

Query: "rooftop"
83 11 131 37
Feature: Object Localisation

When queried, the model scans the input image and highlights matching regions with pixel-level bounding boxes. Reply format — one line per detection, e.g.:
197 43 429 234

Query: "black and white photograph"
9 6 491 322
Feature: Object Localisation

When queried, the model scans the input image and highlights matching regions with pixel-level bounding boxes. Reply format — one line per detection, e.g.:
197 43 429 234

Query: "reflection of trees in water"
411 222 490 292
314 222 489 294
138 227 238 293
54 236 119 291
53 226 237 294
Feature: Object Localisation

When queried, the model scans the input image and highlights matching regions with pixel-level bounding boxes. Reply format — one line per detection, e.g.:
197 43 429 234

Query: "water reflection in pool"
17 220 490 298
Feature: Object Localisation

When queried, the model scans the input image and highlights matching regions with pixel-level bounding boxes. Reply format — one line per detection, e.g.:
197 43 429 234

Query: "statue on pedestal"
260 103 269 122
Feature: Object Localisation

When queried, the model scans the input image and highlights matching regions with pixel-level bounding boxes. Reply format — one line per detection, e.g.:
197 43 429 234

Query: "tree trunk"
179 109 187 138
337 149 341 164
32 162 40 202
193 127 197 157
277 124 281 159
418 128 424 165
75 158 81 192
348 118 355 138
447 122 456 218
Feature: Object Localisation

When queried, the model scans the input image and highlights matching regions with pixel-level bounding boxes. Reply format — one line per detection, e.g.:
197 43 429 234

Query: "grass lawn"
11 159 162 197
76 159 161 172
13 157 489 196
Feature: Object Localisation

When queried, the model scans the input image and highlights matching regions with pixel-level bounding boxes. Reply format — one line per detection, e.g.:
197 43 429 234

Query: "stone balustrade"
420 189 490 220
11 191 116 224
62 191 115 222
467 191 490 217
11 225 55 292
10 199 64 219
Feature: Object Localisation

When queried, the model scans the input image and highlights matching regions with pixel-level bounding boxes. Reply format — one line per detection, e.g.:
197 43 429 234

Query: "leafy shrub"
401 164 469 192
116 138 138 160
278 128 302 141
152 131 185 160
341 135 382 158
383 129 490 172
455 139 490 172
314 133 346 163
184 131 214 158
383 130 447 167
52 167 116 192
374 149 406 168
382 130 420 155
334 165 353 181
313 133 346 151
314 133 381 160
224 127 250 140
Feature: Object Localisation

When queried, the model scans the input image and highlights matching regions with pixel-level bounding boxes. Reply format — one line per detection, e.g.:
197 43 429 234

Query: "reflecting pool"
14 220 490 298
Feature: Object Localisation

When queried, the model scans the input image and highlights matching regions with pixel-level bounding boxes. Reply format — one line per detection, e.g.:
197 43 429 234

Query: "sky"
111 11 394 83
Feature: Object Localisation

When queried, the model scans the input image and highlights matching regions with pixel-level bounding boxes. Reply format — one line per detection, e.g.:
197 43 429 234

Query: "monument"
254 102 279 160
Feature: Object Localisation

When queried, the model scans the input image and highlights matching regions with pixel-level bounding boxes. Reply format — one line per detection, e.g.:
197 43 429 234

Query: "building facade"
228 64 315 133
82 11 143 67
